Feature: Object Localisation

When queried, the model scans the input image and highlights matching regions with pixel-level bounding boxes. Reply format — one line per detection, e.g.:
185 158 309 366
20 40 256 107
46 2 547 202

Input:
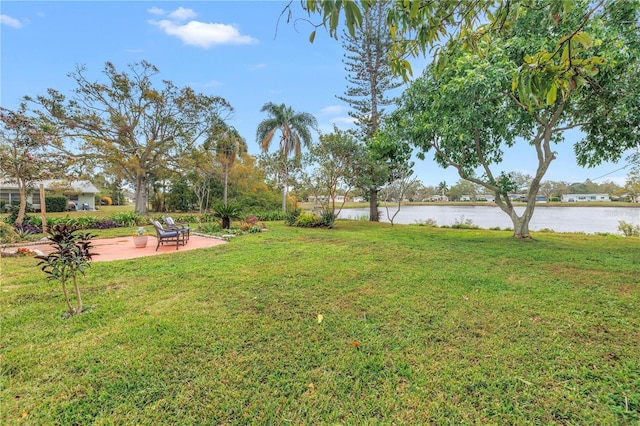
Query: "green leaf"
309 30 316 43
573 32 593 49
561 44 569 63
410 0 420 19
573 75 588 88
546 83 558 105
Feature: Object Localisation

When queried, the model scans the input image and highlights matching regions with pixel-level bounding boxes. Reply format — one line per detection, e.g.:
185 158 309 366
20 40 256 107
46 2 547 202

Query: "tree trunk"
134 174 148 215
60 274 74 315
281 183 288 213
223 164 229 206
510 209 534 238
73 274 83 315
222 217 230 229
496 196 536 238
369 188 379 222
280 159 289 213
13 178 30 226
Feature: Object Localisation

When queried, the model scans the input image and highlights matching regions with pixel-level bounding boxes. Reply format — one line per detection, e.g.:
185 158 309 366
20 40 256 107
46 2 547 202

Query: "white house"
307 195 348 204
461 194 496 202
561 193 611 202
0 179 99 211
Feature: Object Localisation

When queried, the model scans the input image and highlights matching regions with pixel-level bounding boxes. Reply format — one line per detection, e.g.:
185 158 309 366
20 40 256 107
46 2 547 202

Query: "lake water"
338 205 640 234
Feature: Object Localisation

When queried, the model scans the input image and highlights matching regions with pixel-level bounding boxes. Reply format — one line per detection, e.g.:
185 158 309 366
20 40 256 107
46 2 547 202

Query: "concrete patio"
2 234 227 262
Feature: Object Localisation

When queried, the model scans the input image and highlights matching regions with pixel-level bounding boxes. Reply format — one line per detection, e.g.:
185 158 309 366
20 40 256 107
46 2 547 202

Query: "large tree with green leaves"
294 1 623 107
183 146 219 213
0 105 69 225
28 61 233 215
388 1 639 238
336 0 403 221
626 168 640 203
256 102 317 212
301 126 366 222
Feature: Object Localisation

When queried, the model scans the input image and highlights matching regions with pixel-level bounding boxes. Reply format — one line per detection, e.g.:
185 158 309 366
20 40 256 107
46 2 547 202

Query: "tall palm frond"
256 102 318 212
256 102 317 158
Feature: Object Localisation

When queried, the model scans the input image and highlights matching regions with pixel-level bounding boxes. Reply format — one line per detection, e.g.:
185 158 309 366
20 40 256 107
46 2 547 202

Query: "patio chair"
150 219 186 251
161 215 190 241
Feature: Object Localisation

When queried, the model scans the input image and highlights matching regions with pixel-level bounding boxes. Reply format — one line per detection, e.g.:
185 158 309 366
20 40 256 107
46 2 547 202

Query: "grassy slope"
1 222 638 424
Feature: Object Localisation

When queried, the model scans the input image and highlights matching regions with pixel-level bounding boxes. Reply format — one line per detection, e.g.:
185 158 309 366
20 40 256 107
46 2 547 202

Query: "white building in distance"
561 193 611 202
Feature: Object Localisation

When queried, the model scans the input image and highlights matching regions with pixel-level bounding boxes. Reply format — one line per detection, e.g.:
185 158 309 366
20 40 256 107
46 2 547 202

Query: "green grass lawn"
1 221 638 424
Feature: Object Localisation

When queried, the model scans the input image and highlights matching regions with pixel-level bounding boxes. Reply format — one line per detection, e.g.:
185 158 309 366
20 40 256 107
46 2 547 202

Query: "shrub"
100 196 113 206
450 216 479 229
93 220 120 230
233 190 281 212
199 212 218 223
15 223 43 235
247 225 262 234
74 216 100 229
44 196 68 213
618 221 640 237
415 218 438 227
170 214 198 224
110 212 143 227
0 221 20 244
198 222 222 234
28 216 60 228
292 212 324 228
36 224 97 316
5 201 33 225
284 209 301 226
212 204 242 230
256 211 289 221
319 210 337 228
239 222 253 231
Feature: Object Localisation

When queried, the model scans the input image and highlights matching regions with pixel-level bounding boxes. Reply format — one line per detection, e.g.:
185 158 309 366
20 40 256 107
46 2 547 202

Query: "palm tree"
215 127 247 206
437 181 448 199
256 102 317 212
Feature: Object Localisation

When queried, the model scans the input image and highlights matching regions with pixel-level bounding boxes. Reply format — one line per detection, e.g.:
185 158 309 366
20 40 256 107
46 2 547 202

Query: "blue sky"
0 1 632 187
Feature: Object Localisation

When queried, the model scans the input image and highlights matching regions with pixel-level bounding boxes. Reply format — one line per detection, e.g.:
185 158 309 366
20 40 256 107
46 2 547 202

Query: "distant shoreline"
306 201 640 210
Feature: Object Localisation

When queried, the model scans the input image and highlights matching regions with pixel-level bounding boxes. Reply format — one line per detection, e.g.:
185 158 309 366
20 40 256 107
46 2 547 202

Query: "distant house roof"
0 179 99 194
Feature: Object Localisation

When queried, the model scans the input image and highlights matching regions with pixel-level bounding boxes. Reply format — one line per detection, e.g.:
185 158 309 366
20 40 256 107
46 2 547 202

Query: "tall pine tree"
337 0 403 221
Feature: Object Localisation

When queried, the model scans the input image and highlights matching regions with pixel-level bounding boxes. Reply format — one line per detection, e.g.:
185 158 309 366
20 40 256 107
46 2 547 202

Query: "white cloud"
249 63 267 71
148 7 257 48
319 105 347 115
1 14 23 29
204 80 222 88
168 7 196 22
331 116 356 125
148 7 165 15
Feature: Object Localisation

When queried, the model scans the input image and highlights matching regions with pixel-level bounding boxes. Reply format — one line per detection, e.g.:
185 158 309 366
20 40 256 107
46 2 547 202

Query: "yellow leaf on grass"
317 314 323 324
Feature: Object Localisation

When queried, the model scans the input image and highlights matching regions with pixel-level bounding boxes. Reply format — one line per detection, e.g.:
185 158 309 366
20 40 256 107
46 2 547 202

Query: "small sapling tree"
36 224 96 316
